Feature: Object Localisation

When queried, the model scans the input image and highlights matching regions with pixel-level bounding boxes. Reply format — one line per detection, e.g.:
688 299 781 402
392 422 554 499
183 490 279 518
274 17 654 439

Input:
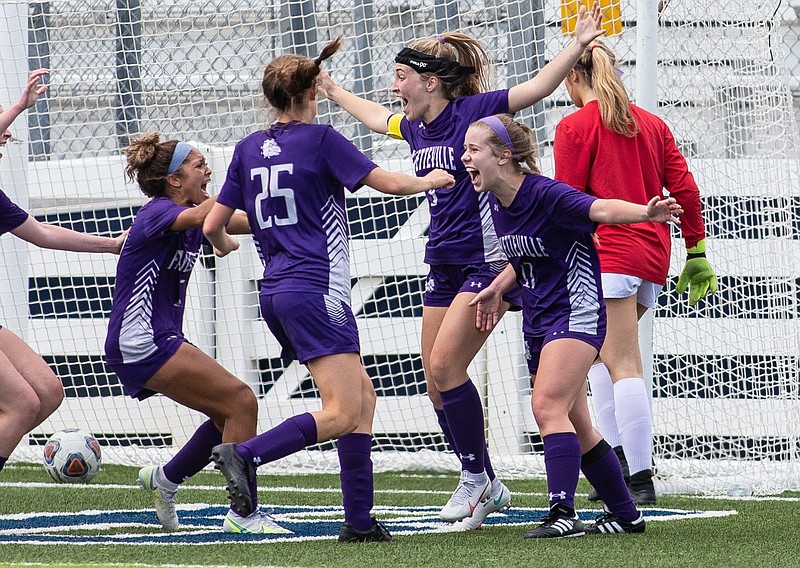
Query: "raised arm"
0 69 49 135
11 216 124 254
508 3 604 113
317 70 393 135
361 167 454 196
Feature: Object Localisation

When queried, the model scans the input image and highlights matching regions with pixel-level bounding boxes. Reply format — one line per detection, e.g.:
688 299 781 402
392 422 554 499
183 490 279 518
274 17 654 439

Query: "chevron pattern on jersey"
252 238 267 267
321 196 350 302
119 259 161 363
565 241 600 334
477 191 503 262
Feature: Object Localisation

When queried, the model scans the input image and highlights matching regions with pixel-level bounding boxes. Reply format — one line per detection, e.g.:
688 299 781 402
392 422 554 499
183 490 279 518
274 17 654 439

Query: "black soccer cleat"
210 443 256 517
587 511 646 534
338 517 395 543
523 505 586 539
629 469 656 506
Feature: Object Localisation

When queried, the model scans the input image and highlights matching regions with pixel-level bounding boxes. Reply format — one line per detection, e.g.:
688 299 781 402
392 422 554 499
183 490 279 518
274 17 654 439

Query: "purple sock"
234 413 317 515
434 406 496 482
238 412 317 466
439 380 486 474
581 439 639 522
483 448 496 482
0 456 6 473
338 433 374 532
543 432 581 512
434 406 459 455
163 419 221 485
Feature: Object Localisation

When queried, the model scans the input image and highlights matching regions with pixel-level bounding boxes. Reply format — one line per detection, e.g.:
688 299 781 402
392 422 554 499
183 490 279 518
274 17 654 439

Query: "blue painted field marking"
0 505 737 545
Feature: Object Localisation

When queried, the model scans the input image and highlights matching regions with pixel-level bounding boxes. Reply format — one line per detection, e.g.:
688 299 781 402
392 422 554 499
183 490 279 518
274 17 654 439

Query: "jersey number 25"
251 165 298 229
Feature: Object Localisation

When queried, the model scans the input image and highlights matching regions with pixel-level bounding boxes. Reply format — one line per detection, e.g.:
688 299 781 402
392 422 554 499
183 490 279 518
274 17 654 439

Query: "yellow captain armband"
387 113 405 140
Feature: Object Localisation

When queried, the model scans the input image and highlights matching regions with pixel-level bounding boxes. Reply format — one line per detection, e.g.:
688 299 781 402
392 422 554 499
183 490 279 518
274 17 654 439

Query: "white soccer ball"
42 428 102 483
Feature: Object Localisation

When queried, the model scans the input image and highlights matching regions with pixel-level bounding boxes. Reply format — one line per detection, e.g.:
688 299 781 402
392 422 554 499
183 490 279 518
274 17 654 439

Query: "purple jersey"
217 123 377 303
394 90 509 265
105 197 203 364
0 189 29 235
491 174 605 336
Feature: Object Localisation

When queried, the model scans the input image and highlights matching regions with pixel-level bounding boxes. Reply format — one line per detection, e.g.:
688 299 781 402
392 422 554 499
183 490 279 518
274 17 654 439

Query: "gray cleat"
211 443 256 517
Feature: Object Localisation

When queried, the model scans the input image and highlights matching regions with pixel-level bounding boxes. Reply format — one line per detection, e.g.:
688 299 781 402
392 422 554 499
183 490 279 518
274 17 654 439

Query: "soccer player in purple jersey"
203 37 454 541
317 5 605 529
0 69 125 475
103 133 260 533
462 114 681 537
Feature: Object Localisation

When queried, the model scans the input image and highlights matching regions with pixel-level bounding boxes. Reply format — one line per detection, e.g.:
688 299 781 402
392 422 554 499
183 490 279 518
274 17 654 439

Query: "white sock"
464 470 489 486
613 377 653 475
155 465 179 491
491 477 502 494
588 363 622 447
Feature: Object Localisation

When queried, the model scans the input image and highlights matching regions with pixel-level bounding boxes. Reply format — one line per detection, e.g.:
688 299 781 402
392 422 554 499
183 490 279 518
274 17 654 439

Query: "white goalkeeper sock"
588 362 622 448
614 377 653 475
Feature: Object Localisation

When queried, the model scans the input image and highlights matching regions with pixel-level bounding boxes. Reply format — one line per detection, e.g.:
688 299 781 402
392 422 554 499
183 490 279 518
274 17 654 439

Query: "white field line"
1 481 798 501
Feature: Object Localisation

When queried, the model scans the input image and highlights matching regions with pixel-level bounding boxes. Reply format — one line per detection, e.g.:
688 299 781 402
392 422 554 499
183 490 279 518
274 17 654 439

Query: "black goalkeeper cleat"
338 517 395 543
587 511 646 534
629 469 656 506
211 443 255 517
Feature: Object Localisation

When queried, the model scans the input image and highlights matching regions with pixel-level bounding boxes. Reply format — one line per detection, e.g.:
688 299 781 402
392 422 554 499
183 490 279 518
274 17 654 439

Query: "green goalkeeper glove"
675 239 718 306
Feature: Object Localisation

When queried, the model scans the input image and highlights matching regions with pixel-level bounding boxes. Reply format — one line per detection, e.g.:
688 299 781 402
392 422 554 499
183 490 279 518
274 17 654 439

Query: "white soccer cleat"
137 465 179 531
439 471 492 522
450 481 512 530
222 508 293 534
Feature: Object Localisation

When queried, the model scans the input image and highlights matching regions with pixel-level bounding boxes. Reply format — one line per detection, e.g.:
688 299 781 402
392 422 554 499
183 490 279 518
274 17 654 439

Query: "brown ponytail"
262 37 343 113
123 132 179 198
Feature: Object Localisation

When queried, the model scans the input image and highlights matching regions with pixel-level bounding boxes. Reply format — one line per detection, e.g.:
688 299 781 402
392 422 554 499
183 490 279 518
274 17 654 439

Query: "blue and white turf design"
0 504 736 545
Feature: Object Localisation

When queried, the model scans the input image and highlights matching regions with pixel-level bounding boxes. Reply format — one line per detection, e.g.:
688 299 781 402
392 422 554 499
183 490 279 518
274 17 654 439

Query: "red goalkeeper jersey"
554 101 705 285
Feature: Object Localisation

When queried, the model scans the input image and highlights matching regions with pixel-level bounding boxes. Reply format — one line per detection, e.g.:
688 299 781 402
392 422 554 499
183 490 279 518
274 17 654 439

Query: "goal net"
2 0 798 495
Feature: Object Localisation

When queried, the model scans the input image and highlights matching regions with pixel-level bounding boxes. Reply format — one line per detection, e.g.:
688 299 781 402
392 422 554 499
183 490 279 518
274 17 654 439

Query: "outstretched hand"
646 196 683 224
574 2 606 47
316 69 338 99
18 68 49 110
468 287 502 332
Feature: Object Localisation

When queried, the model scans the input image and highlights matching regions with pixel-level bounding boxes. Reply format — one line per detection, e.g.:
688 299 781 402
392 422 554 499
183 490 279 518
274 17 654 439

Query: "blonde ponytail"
575 42 638 137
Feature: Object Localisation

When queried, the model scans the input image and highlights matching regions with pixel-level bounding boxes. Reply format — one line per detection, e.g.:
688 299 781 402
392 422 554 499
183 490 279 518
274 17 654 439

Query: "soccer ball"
42 428 102 483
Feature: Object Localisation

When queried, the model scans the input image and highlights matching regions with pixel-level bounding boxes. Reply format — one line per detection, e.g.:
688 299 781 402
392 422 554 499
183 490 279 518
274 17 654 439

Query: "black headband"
394 47 475 78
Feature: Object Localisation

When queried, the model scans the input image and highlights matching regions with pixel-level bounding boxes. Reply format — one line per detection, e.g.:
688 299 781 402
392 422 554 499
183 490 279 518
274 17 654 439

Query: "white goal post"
1 0 798 495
